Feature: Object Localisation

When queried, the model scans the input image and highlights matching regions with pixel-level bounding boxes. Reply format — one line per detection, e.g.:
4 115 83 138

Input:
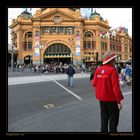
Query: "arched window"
84 31 96 49
101 42 107 50
87 42 91 48
110 44 113 51
84 31 94 38
125 47 128 53
24 32 32 50
118 46 121 52
11 31 17 48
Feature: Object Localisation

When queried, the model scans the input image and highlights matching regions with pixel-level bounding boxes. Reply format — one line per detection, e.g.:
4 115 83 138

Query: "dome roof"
21 10 32 18
90 10 103 20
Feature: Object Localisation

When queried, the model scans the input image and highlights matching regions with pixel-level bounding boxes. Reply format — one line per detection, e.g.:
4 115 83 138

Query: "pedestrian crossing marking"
44 76 83 101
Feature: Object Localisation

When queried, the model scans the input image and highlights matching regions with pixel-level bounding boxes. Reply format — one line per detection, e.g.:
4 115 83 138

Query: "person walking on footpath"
90 63 97 81
66 62 76 88
125 64 132 86
92 52 124 132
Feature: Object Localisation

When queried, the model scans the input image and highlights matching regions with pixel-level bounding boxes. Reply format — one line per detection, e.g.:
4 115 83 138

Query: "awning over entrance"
44 54 71 58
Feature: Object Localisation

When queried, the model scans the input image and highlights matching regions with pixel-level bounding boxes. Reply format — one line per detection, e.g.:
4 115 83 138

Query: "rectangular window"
125 47 128 53
51 27 57 33
113 45 115 51
125 55 128 60
66 27 73 34
87 42 91 48
41 28 44 34
101 42 106 50
91 42 93 49
59 27 65 33
28 43 32 50
115 45 118 51
94 42 96 49
105 43 107 50
44 27 50 33
119 46 121 52
110 44 113 51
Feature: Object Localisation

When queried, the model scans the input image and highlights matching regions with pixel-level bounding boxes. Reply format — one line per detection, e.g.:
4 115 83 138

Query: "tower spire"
91 8 93 14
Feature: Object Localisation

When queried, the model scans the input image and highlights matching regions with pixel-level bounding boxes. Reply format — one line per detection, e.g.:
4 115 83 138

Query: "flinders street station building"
9 8 132 68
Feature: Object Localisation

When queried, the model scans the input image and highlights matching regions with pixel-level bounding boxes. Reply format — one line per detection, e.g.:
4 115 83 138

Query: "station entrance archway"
44 43 72 64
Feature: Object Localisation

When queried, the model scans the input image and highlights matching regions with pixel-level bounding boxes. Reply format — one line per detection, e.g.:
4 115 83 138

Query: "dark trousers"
99 101 120 132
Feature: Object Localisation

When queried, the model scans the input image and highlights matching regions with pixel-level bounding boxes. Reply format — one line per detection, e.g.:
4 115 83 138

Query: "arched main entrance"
44 43 71 64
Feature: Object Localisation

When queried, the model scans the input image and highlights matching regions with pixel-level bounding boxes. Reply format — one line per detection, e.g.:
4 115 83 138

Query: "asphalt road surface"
8 74 132 132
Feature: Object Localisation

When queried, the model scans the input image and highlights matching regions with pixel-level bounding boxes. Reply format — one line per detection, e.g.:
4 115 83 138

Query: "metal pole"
11 52 13 72
40 48 41 65
95 52 97 66
71 39 72 63
27 32 28 50
70 34 73 63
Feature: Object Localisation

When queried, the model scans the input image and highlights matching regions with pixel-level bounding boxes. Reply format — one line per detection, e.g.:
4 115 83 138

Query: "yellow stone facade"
9 8 132 66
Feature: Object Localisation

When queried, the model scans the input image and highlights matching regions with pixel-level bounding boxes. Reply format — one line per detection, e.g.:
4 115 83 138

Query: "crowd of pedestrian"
9 61 132 87
89 62 132 86
9 62 70 74
116 63 132 86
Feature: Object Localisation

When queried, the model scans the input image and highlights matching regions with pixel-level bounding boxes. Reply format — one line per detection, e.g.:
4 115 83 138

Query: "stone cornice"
10 20 33 28
32 8 79 21
84 21 111 29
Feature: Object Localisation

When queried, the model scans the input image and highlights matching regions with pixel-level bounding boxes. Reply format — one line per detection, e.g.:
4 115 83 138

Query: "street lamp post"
10 45 17 72
95 50 98 67
11 51 14 72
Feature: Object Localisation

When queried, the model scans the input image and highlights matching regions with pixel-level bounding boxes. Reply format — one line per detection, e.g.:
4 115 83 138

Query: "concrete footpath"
8 73 90 85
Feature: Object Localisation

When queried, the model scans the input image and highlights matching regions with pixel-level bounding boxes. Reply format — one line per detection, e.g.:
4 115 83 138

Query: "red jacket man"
92 51 124 132
92 64 123 104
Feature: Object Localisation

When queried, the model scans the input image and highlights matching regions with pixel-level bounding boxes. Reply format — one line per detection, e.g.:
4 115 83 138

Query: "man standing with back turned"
67 62 76 88
92 52 124 132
